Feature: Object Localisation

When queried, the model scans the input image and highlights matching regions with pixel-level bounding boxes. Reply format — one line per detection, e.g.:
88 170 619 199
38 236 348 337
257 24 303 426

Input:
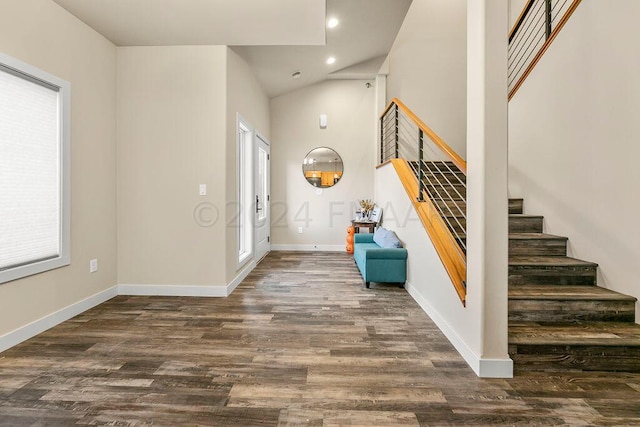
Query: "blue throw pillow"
373 227 389 247
381 231 403 248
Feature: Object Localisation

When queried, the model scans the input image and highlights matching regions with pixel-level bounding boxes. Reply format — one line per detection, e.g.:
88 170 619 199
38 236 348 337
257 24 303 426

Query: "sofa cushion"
373 227 389 247
353 242 380 266
380 230 402 248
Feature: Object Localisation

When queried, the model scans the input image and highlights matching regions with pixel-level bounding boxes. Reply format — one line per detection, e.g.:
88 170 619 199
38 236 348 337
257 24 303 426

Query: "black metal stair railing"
509 0 582 97
380 99 467 257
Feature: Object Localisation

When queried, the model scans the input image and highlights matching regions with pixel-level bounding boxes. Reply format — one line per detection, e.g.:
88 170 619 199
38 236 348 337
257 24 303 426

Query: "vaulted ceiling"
52 0 412 97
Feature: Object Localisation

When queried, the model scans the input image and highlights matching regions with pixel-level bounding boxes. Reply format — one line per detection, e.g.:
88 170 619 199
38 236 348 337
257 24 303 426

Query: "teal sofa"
353 233 407 288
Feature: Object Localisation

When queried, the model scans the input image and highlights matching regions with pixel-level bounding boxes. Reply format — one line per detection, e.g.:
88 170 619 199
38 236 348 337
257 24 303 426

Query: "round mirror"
302 147 344 188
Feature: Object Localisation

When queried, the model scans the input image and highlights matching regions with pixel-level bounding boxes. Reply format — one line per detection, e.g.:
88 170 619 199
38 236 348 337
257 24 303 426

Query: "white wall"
384 0 467 158
375 163 474 352
117 46 228 287
466 0 511 377
270 80 376 249
0 0 117 337
225 48 271 282
509 0 528 30
375 0 511 377
509 1 640 321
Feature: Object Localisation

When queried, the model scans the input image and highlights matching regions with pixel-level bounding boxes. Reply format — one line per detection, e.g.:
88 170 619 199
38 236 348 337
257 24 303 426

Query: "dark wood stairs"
412 163 640 372
508 198 640 372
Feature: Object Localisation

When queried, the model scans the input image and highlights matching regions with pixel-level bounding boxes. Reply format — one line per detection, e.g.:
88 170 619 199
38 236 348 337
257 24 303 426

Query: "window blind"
0 66 61 271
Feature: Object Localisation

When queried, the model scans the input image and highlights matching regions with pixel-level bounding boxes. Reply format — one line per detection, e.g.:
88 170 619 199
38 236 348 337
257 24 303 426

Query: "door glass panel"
257 146 267 222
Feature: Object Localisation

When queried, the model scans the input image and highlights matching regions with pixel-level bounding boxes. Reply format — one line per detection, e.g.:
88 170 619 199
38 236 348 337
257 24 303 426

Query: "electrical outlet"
89 259 98 273
298 227 303 234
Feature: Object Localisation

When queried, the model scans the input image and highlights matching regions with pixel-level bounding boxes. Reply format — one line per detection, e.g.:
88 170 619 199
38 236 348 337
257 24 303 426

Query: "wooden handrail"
391 159 466 305
508 0 535 42
381 98 467 174
508 0 582 100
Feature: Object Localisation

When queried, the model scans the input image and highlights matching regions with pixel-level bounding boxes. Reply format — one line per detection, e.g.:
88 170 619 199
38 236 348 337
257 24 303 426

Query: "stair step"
432 199 466 212
421 179 466 190
423 161 464 173
509 214 543 233
445 225 465 238
424 172 466 184
509 256 598 286
419 167 465 177
409 161 466 182
421 182 466 199
509 233 567 257
509 198 524 214
509 285 637 322
509 321 640 372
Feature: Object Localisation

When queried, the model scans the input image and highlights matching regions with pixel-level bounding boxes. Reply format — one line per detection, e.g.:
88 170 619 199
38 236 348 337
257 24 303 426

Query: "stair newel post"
394 104 399 159
417 129 424 202
379 114 384 164
545 0 552 39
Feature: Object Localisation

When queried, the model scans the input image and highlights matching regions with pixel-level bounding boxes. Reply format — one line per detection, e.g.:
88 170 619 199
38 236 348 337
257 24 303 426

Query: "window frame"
0 52 71 284
236 115 253 267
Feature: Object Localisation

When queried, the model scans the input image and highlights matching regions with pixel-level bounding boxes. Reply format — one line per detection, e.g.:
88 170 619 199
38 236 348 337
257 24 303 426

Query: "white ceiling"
235 0 412 97
52 0 326 46
52 0 412 98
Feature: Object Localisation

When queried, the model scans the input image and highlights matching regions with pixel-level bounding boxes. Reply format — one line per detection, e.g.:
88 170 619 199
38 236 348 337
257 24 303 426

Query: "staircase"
508 198 640 372
414 162 640 372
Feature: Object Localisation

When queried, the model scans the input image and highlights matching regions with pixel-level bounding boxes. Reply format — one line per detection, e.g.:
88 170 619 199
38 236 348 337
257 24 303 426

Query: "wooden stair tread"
509 256 598 267
509 233 567 241
442 234 572 246
509 199 524 214
509 214 543 219
509 285 637 301
509 322 640 346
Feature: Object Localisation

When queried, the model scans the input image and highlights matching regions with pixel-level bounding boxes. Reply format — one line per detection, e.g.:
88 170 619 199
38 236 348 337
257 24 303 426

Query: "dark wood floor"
1 251 639 426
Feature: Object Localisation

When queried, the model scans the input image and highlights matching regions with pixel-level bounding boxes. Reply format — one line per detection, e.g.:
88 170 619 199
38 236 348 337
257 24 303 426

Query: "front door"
255 133 270 262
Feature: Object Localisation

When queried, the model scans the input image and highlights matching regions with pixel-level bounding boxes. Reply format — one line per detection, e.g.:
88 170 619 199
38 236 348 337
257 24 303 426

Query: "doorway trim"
254 132 271 262
236 114 254 268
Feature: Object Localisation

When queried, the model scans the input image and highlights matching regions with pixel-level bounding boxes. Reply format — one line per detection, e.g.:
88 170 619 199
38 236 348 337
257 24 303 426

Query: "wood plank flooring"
1 251 640 426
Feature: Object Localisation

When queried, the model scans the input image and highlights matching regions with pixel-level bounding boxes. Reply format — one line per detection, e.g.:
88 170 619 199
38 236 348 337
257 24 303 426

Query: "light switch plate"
89 259 98 273
199 184 207 196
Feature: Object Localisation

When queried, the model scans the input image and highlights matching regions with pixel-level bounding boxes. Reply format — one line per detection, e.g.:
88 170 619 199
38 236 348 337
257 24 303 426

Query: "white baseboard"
0 260 262 354
405 281 513 379
118 284 228 297
0 286 118 353
478 357 514 378
227 260 256 295
271 244 344 252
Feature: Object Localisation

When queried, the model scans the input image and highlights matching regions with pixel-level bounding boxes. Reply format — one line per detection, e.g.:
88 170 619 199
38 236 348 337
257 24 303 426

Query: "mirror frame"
302 146 344 188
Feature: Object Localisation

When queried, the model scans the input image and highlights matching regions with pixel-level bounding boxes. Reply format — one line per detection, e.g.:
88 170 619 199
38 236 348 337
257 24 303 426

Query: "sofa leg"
365 282 370 289
399 283 405 289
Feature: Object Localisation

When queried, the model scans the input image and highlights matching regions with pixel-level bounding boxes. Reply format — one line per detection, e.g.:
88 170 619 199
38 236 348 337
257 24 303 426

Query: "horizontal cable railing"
380 98 467 303
508 0 582 98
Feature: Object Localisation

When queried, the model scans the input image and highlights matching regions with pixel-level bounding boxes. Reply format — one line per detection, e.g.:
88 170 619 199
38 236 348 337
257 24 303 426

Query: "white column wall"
466 0 512 376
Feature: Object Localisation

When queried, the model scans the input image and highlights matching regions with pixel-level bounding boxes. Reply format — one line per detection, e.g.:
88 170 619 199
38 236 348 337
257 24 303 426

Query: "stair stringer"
390 159 467 305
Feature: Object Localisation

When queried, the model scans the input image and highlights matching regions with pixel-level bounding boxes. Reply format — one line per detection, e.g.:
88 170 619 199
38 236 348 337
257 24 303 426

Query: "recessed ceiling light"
326 56 336 65
327 17 339 29
291 71 302 79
